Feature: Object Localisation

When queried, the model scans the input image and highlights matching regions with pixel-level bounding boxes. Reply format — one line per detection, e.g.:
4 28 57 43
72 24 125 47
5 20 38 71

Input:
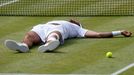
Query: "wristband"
112 31 121 36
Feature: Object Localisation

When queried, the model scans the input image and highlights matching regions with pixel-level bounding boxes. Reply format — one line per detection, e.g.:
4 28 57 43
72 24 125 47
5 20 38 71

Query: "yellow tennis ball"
106 52 112 58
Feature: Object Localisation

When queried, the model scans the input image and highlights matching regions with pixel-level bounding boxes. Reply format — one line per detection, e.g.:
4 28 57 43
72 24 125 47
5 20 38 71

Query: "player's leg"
22 31 42 47
85 30 132 38
38 31 61 52
5 31 41 52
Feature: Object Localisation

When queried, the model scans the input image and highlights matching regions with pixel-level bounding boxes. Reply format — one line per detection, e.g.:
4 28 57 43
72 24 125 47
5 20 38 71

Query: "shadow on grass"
14 51 32 54
45 50 66 53
112 35 134 38
107 57 116 59
83 35 134 39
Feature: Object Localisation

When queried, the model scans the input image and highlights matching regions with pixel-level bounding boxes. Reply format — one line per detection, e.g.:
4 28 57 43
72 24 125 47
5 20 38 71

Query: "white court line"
0 0 19 7
111 63 134 75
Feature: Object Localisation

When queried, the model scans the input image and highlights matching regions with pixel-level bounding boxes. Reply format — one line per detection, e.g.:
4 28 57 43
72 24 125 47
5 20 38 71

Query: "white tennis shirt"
31 20 88 44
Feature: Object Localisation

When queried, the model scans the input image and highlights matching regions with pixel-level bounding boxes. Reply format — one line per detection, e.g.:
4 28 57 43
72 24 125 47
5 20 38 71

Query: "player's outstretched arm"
84 30 132 38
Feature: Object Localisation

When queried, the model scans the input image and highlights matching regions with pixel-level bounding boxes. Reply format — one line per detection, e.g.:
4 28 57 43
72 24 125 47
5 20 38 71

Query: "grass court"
0 0 134 75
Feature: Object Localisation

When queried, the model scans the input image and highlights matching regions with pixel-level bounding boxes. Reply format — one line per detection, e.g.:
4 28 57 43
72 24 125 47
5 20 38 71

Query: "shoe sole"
4 40 29 53
38 40 60 52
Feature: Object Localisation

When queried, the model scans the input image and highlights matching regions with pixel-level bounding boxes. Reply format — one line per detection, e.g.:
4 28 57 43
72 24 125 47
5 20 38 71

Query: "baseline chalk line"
0 0 19 7
111 63 134 75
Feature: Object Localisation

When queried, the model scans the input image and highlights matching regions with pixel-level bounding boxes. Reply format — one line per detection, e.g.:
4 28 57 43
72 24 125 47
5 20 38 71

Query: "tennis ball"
106 52 112 58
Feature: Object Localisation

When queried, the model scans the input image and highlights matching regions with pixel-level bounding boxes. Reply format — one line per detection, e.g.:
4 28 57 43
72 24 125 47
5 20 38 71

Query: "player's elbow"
96 33 103 38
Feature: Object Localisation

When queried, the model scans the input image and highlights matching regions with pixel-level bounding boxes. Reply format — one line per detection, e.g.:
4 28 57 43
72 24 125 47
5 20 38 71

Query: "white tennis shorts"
31 21 88 44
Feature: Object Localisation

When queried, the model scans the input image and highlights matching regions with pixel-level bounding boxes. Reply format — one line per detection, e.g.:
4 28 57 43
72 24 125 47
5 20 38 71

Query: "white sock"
112 31 121 36
22 43 28 48
47 33 60 41
47 37 57 41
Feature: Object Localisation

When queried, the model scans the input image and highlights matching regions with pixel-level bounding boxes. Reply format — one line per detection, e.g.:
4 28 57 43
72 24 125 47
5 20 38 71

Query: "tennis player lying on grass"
5 19 132 53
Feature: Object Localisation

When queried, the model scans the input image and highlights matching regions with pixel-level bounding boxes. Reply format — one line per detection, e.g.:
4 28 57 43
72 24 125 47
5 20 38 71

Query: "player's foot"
4 40 29 53
121 30 132 37
38 40 60 52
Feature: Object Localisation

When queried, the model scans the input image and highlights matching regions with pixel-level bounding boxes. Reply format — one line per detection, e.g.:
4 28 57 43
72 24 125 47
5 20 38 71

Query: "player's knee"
26 31 42 44
26 32 33 39
24 31 36 43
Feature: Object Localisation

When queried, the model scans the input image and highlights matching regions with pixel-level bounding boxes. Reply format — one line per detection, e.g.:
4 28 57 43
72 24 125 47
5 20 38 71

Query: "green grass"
0 16 134 74
0 0 134 74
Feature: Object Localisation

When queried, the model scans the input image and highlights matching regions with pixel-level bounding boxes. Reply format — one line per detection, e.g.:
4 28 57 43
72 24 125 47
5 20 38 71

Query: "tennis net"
0 0 134 16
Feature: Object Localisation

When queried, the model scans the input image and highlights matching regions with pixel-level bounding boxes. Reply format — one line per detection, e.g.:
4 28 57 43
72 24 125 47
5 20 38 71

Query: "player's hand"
121 30 132 37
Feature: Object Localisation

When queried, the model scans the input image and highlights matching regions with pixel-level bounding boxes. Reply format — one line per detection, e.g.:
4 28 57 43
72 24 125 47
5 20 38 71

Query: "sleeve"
77 27 88 37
